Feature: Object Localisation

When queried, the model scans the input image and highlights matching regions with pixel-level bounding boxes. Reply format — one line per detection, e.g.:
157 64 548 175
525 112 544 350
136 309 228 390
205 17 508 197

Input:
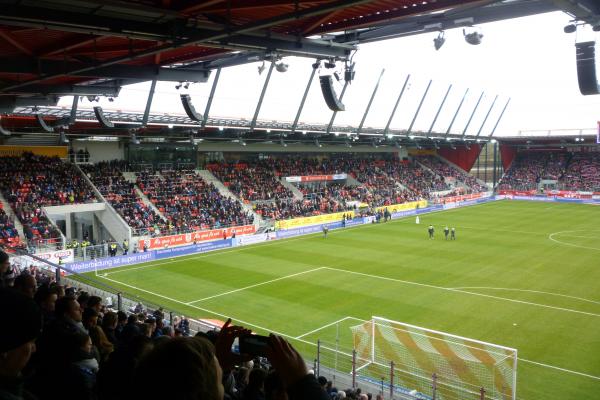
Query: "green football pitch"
85 200 600 399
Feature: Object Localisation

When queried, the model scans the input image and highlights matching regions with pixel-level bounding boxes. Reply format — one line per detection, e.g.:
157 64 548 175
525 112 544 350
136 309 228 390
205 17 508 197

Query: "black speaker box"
319 75 345 111
576 41 600 95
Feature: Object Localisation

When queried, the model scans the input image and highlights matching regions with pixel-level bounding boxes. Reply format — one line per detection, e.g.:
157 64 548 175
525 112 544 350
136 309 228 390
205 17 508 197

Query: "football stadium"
0 1 599 400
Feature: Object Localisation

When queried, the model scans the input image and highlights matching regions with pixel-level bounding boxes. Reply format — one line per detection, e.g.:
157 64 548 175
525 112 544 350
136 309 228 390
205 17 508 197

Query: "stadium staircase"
345 174 363 187
279 178 304 200
195 170 263 227
121 172 167 221
0 192 26 240
376 167 409 191
434 155 489 190
74 164 133 246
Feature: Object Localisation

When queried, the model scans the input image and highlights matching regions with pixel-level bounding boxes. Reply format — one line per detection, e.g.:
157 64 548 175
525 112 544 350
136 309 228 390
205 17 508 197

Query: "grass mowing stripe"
103 200 508 277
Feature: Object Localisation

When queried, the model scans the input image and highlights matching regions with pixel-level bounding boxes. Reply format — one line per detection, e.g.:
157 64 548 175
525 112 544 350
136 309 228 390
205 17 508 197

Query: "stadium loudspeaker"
575 41 600 95
93 106 114 128
319 75 345 111
36 114 54 132
180 94 203 121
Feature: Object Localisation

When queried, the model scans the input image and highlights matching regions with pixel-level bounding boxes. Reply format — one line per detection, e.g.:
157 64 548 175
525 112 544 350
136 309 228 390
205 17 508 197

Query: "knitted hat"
0 288 42 352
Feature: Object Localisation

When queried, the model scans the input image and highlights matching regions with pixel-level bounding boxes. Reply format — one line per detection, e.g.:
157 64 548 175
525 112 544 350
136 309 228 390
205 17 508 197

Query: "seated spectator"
0 152 98 246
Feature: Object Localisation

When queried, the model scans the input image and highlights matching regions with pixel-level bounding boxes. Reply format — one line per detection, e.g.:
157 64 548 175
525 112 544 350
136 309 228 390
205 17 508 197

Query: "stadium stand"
209 156 486 220
136 168 254 232
208 161 294 202
0 153 97 247
416 155 487 193
560 152 600 191
80 161 169 236
0 206 24 251
498 152 570 191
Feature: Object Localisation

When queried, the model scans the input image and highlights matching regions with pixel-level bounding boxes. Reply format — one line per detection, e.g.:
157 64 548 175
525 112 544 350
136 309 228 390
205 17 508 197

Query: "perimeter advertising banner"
138 225 255 250
374 200 427 214
275 210 355 230
37 248 75 264
285 173 348 182
68 252 155 274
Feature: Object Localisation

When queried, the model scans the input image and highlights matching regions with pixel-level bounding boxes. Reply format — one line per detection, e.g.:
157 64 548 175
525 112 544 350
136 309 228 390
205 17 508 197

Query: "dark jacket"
287 374 329 400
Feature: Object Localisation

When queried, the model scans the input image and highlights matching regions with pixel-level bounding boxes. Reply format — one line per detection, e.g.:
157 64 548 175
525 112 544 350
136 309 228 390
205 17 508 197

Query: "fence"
70 242 126 261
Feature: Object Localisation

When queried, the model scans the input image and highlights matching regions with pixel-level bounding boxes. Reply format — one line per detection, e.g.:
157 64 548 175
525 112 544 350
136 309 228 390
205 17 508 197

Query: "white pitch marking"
548 230 600 252
519 358 600 381
321 266 600 318
185 267 325 304
295 316 364 339
98 273 309 343
449 287 600 306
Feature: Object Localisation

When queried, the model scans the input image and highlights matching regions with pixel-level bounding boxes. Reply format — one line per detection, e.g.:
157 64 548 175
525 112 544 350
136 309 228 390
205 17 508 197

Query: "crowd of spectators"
211 156 476 220
498 152 569 191
416 155 487 193
137 169 253 233
0 153 97 247
209 162 294 202
560 152 600 191
0 206 24 250
0 249 342 400
81 161 169 236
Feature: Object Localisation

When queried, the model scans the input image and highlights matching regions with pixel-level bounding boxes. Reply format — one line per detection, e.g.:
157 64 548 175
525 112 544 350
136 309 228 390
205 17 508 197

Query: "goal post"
350 316 518 400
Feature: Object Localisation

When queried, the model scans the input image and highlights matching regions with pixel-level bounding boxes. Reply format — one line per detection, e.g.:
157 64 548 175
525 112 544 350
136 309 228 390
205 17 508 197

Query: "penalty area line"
185 267 325 305
295 316 365 340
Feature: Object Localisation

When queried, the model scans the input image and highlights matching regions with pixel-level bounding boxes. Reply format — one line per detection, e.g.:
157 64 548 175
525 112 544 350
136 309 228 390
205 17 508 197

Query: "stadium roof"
0 0 597 145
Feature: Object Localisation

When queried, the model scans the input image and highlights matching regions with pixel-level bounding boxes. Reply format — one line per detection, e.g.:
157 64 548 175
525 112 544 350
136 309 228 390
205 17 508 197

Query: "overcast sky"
59 11 600 137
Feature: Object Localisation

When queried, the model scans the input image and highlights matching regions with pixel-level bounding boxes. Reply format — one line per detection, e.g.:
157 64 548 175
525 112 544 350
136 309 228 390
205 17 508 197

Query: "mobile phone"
238 334 270 357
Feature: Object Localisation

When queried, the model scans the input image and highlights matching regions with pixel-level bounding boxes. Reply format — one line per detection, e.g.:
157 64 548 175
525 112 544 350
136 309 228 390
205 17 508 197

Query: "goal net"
350 316 517 400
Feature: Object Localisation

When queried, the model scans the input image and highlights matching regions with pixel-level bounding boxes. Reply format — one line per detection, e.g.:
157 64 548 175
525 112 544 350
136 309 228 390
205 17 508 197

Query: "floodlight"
315 138 322 147
564 24 577 34
433 31 446 50
175 82 182 90
463 28 483 45
183 82 190 89
258 61 266 75
275 62 288 72
324 60 336 69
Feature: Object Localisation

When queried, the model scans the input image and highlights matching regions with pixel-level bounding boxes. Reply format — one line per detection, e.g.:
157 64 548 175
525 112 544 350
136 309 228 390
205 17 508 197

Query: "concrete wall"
71 140 124 162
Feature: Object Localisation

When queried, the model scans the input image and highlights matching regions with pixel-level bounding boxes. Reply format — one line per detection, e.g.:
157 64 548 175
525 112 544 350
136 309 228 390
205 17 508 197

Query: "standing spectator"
0 250 11 288
0 289 42 400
